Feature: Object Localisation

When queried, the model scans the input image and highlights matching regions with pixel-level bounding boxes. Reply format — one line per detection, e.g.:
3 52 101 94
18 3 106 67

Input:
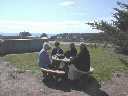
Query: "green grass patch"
90 48 128 81
4 46 128 81
4 53 41 75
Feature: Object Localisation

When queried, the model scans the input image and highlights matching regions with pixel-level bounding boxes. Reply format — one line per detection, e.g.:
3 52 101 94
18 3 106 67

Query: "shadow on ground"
43 75 108 96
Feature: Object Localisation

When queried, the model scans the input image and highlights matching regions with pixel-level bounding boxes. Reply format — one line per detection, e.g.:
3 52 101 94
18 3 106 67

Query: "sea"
0 32 55 38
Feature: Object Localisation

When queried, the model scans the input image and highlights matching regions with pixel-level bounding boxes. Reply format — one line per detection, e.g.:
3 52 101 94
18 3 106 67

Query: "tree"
40 33 48 37
87 2 128 53
19 31 32 37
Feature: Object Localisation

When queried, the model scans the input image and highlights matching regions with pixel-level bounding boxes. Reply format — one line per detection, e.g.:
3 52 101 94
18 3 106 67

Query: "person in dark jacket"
65 43 77 58
68 43 90 80
51 41 64 56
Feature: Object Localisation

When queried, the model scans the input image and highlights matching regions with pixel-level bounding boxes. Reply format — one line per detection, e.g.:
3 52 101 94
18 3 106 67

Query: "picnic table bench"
41 68 65 75
41 67 94 77
41 68 66 82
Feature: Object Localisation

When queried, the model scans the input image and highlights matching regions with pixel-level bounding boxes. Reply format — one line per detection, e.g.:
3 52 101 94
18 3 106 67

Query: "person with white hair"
38 42 52 69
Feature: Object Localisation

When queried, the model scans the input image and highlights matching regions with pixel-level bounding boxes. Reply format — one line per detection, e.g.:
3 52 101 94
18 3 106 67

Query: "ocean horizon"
0 32 56 37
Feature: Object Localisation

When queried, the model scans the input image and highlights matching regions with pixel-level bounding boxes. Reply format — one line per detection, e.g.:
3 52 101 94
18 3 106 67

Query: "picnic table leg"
42 72 54 82
42 71 47 77
42 71 47 82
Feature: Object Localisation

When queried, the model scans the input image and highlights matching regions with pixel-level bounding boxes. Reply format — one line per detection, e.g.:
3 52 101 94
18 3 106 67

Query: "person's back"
71 43 90 72
51 41 64 56
68 43 90 80
73 50 90 72
51 47 63 55
69 44 77 58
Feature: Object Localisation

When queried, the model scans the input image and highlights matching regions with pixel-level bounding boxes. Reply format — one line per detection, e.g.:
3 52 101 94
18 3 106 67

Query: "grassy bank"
4 46 128 81
4 53 41 75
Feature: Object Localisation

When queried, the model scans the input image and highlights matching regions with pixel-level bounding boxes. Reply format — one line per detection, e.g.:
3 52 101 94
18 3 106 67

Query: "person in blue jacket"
38 42 52 69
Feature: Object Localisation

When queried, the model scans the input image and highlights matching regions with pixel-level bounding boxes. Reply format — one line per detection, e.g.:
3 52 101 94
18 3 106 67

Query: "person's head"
55 41 60 48
70 43 75 49
42 37 49 43
43 43 51 51
44 39 48 42
80 43 88 52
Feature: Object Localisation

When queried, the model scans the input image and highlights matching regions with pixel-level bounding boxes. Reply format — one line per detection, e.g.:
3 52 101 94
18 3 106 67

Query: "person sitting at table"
68 43 90 80
38 42 52 69
65 43 77 58
51 41 64 58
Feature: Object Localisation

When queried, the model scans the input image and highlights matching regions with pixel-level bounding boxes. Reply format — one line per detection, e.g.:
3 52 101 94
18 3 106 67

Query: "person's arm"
70 54 79 65
58 48 64 54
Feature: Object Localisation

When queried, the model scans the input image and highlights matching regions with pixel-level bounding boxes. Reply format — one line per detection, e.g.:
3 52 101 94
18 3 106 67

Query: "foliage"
87 2 128 53
55 33 102 42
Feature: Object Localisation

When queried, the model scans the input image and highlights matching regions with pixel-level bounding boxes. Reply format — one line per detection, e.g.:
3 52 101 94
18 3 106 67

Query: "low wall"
0 39 43 54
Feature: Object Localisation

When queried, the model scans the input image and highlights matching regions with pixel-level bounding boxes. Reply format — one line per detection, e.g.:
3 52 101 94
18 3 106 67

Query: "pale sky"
0 0 127 34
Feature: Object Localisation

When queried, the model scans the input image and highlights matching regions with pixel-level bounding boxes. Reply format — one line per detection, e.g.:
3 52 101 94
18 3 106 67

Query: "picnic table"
40 55 71 81
51 55 70 73
41 55 94 82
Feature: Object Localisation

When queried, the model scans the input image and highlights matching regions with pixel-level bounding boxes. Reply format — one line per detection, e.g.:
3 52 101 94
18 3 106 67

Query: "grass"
4 53 41 75
4 44 128 81
90 48 128 81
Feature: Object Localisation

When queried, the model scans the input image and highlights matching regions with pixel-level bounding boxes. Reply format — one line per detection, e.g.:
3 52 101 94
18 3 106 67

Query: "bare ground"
0 57 128 96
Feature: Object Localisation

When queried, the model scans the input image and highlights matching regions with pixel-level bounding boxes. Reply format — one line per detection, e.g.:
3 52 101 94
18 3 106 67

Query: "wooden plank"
40 68 65 75
76 67 94 74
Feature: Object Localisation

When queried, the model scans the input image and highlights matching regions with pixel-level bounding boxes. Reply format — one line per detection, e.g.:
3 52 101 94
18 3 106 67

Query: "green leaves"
87 2 128 53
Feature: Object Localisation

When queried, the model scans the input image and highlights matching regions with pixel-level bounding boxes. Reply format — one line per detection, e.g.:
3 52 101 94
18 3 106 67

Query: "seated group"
38 41 90 80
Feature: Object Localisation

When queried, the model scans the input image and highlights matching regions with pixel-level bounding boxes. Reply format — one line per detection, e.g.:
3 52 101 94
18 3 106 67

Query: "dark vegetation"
87 2 128 54
50 33 103 42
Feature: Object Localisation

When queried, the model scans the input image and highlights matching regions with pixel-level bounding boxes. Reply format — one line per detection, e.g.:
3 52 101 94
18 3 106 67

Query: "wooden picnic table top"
52 56 70 62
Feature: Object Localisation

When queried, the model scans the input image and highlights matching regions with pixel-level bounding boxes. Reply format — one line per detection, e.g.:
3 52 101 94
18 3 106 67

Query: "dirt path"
0 57 128 96
101 72 128 96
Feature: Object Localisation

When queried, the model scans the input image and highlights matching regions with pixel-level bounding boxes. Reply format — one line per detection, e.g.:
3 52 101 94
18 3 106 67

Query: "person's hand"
70 57 73 61
70 57 72 59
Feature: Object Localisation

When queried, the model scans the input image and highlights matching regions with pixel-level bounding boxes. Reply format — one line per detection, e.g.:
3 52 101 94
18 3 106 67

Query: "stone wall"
0 39 43 54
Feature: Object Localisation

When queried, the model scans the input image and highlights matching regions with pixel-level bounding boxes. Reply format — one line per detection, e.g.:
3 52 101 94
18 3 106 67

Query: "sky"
0 0 127 34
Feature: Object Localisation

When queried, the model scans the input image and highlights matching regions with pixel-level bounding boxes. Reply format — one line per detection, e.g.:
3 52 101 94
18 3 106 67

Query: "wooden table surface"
52 56 70 62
